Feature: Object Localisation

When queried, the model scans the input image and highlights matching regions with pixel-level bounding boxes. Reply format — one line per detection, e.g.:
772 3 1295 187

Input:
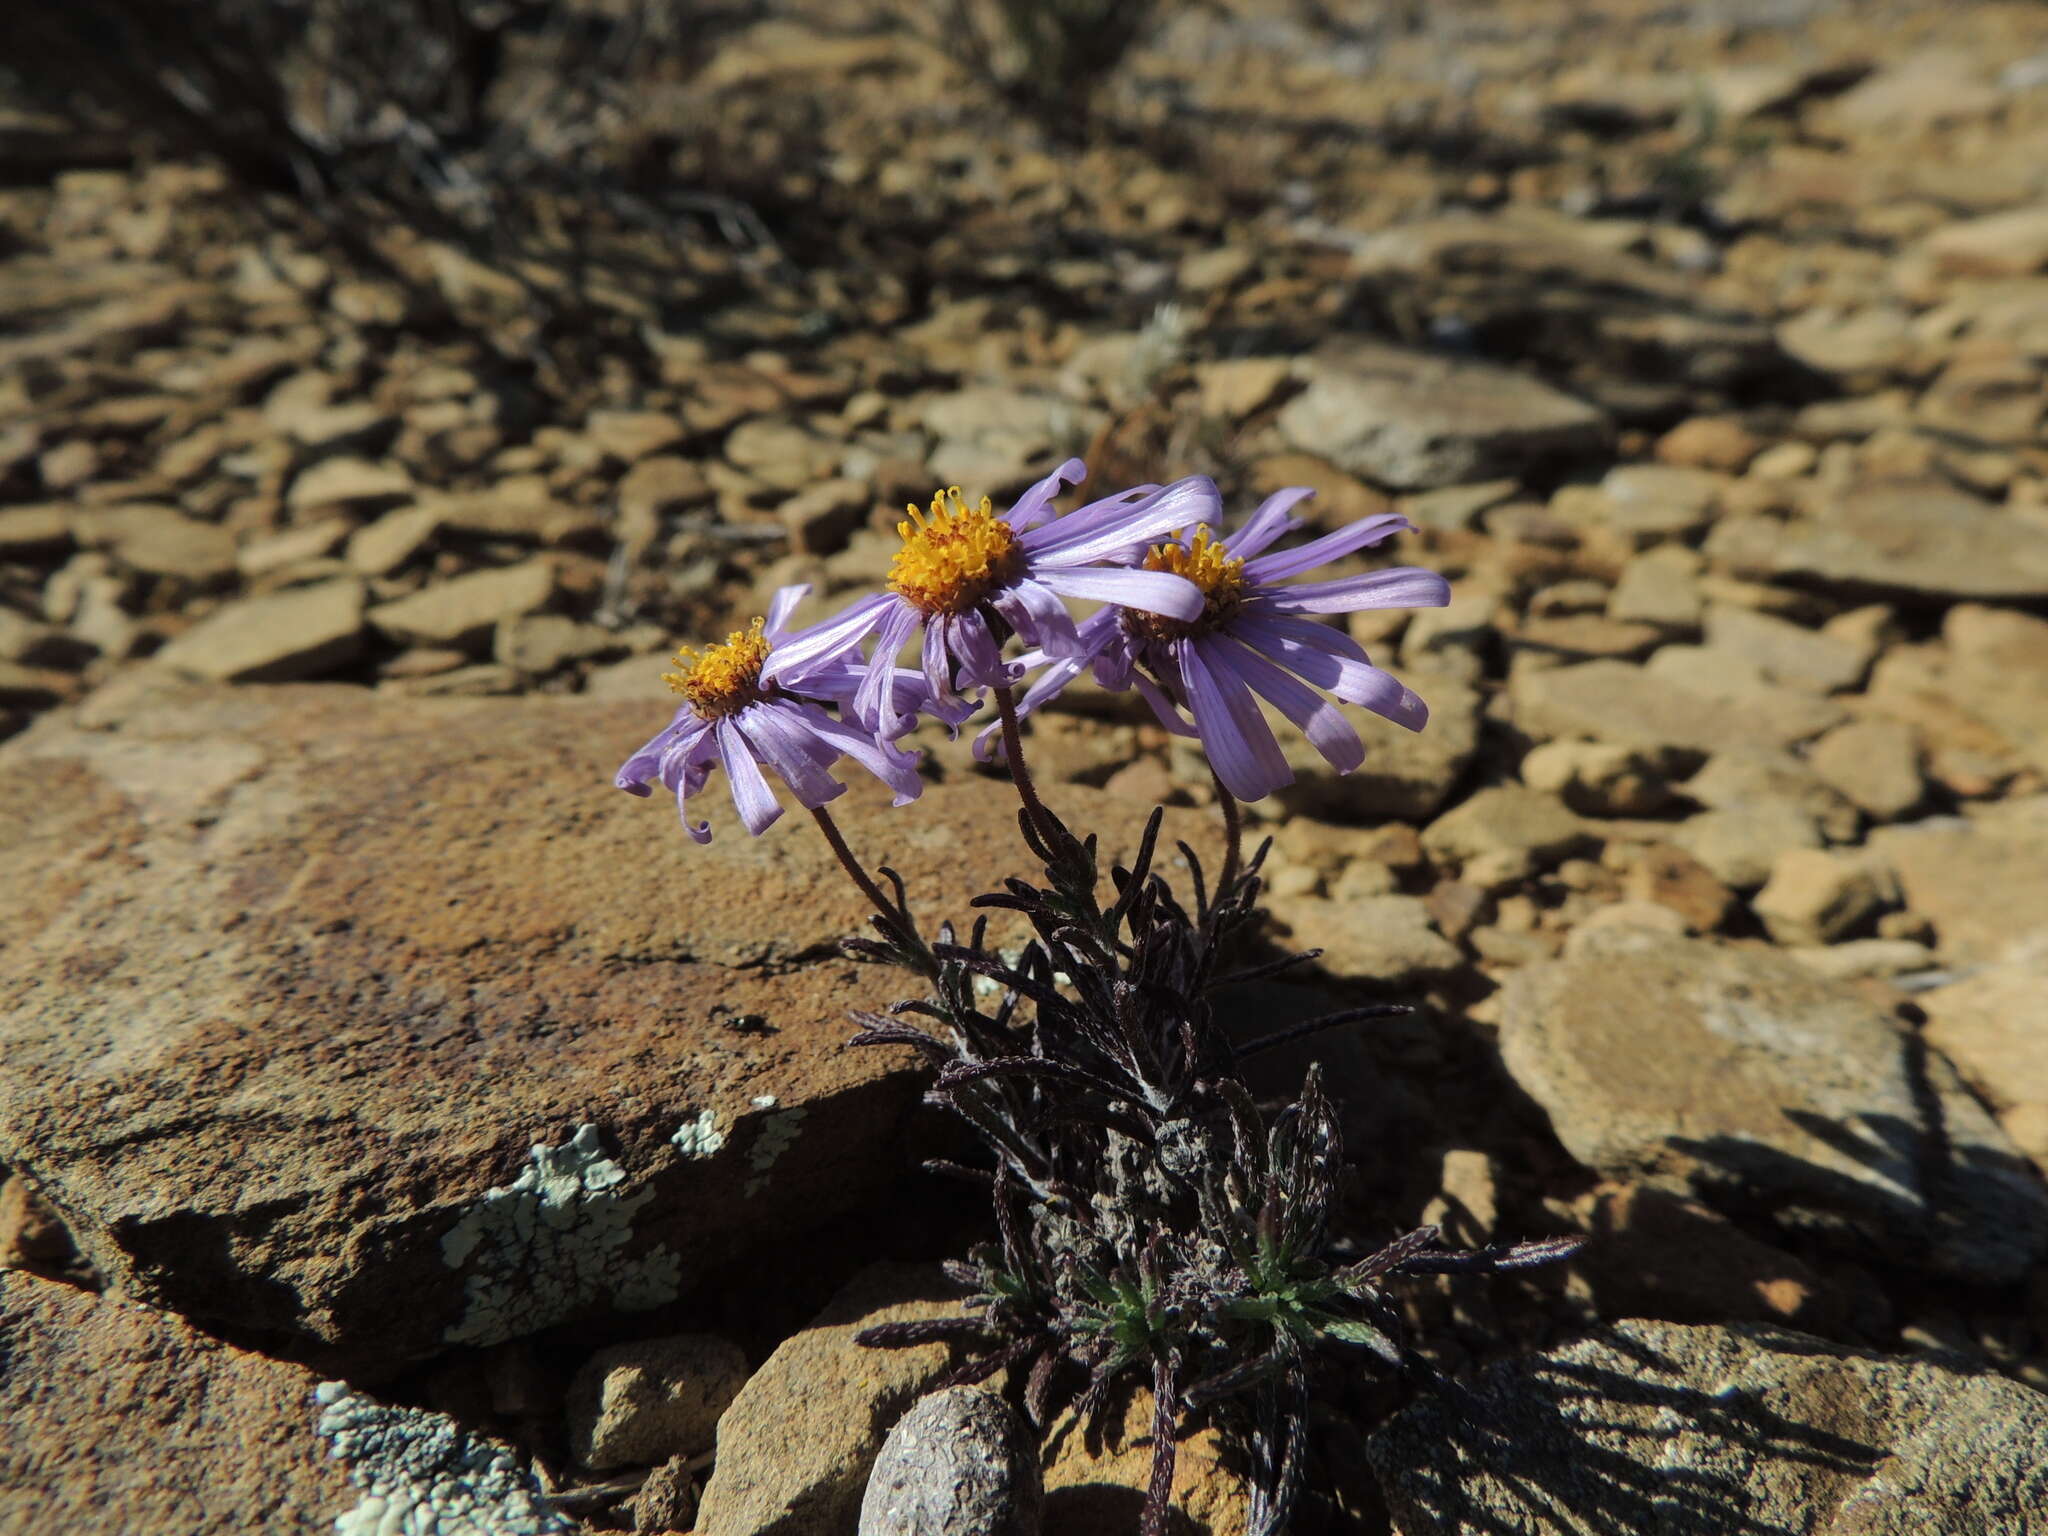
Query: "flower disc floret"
663 618 770 719
890 488 1026 616
1125 529 1246 644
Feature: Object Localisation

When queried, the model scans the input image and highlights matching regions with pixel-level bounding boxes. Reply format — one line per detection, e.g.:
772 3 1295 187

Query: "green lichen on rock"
314 1381 572 1536
439 1123 681 1346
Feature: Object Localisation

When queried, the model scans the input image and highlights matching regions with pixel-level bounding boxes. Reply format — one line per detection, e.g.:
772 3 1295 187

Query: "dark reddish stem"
1210 768 1243 904
809 804 934 977
993 682 1059 847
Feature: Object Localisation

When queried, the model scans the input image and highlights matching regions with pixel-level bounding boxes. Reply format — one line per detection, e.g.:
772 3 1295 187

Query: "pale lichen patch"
314 1380 572 1536
670 1109 726 1158
439 1124 681 1346
744 1101 808 1198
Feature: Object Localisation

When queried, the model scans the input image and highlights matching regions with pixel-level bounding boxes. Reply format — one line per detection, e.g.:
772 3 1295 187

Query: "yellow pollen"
888 487 1023 616
1126 528 1246 644
663 617 771 719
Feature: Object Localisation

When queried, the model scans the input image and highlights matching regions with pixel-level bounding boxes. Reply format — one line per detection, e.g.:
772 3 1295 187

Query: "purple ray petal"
616 707 696 794
1210 634 1364 777
1237 613 1432 730
764 583 812 640
1025 475 1223 564
1255 566 1452 615
763 592 892 685
1179 641 1293 802
1001 457 1088 531
856 600 923 736
715 718 785 837
797 704 927 806
1132 669 1199 739
1037 565 1204 620
990 576 1081 658
1240 512 1415 583
735 702 846 809
1222 487 1314 561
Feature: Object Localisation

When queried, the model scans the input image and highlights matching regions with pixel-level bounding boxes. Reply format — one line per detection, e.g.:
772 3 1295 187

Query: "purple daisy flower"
991 488 1451 802
765 459 1216 736
616 585 945 844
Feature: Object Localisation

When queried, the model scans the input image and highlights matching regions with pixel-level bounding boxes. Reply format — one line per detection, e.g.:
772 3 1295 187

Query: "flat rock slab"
1279 341 1611 491
0 1270 350 1534
0 674 1190 1370
1869 796 2048 967
1497 928 2048 1284
1764 481 2048 603
1370 1319 2048 1535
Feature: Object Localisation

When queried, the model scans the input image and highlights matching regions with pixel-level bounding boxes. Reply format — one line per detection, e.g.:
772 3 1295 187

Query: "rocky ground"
5 0 2048 1532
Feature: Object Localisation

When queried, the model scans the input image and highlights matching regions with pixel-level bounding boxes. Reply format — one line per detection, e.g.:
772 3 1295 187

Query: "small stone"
1683 747 1859 842
859 1388 1041 1536
1751 847 1890 946
347 505 440 576
1420 785 1595 887
618 456 711 526
566 1333 748 1470
693 1265 962 1536
1267 893 1464 982
1595 464 1722 543
1781 938 1937 982
1574 899 1691 940
237 520 352 579
426 481 571 542
1653 416 1760 473
1278 342 1611 491
1642 645 1846 746
1923 205 2048 278
0 506 72 555
80 504 237 584
1177 246 1254 292
1670 802 1822 891
631 1456 698 1534
493 615 617 675
1195 357 1292 422
1572 1184 1838 1329
1618 843 1734 932
1748 441 1816 479
1920 947 2048 1147
1867 797 2048 966
1042 1386 1248 1536
1809 717 1923 820
1429 1148 1497 1241
1607 545 1703 630
368 560 556 650
1702 604 1872 694
155 579 366 683
286 455 412 511
1509 659 1824 755
1399 479 1520 533
780 479 871 555
587 410 686 464
726 417 844 492
1520 740 1673 816
0 1174 72 1269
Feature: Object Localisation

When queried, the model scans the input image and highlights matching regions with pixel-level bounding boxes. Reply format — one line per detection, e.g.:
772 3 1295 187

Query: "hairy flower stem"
993 681 1060 849
1211 770 1243 901
809 804 935 977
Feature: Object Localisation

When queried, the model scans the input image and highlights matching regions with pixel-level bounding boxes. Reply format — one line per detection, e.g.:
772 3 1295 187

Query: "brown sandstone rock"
693 1264 962 1536
0 1269 353 1535
0 679 1198 1370
1499 928 2048 1283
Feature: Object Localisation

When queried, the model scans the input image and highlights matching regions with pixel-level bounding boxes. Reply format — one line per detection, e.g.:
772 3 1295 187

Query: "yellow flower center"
1125 528 1246 644
663 617 771 719
888 487 1023 616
